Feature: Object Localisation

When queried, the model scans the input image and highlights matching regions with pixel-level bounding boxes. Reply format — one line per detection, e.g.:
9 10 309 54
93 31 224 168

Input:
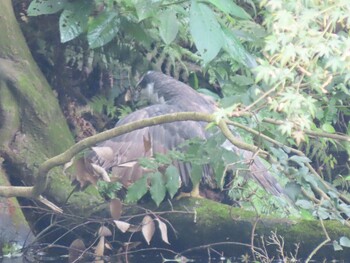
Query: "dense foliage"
24 0 350 247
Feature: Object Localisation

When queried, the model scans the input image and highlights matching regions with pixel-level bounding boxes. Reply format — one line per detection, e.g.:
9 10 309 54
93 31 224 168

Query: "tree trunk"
0 0 104 231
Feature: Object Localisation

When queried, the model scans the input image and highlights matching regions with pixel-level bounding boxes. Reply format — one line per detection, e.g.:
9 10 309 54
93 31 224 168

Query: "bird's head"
132 71 179 106
132 71 217 113
132 71 166 106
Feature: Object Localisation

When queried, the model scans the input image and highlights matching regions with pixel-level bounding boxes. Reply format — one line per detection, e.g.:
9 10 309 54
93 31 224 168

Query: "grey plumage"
84 71 283 196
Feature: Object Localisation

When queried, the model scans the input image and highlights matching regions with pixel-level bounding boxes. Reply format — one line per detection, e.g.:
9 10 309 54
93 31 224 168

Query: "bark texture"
0 0 104 226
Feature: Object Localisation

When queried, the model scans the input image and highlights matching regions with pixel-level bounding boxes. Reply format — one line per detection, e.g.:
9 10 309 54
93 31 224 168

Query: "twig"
305 219 331 263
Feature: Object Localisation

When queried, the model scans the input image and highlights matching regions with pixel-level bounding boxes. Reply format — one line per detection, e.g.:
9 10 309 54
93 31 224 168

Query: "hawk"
80 71 283 198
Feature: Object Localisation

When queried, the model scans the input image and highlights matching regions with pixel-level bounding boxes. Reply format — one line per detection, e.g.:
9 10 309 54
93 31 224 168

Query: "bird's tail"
243 151 284 196
222 140 284 196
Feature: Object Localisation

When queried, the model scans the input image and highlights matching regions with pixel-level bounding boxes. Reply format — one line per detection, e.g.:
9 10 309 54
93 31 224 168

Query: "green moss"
0 84 20 146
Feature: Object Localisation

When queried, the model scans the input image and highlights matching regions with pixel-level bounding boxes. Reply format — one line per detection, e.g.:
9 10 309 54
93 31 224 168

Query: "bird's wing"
85 104 210 188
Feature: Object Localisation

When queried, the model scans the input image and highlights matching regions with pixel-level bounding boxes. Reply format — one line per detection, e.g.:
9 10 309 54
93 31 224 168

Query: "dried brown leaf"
142 215 155 245
114 220 131 233
110 199 123 220
68 239 86 263
156 218 170 244
98 226 112 237
94 236 105 257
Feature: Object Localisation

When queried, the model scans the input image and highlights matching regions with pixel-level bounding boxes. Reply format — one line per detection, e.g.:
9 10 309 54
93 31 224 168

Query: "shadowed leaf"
156 218 170 244
142 215 155 245
68 239 86 263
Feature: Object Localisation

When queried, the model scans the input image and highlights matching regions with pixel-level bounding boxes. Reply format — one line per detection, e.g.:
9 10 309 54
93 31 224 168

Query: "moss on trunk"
0 0 103 221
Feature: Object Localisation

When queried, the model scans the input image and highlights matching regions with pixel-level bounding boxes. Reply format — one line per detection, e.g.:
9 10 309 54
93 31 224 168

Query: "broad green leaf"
340 236 350 247
59 1 93 43
134 0 160 21
214 161 225 188
284 182 301 202
150 172 166 206
165 165 180 198
317 207 330 220
333 240 343 251
222 27 256 68
158 10 179 45
190 164 203 187
295 199 313 209
190 0 223 63
125 175 149 203
321 123 336 134
87 11 119 49
120 19 153 47
204 0 251 19
288 155 311 164
28 0 68 16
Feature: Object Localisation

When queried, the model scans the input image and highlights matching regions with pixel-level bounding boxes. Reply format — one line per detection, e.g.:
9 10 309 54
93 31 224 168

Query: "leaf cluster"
125 153 181 206
27 0 255 66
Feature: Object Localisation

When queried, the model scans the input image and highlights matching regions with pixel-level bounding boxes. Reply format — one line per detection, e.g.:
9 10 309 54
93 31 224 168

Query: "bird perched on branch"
77 71 283 199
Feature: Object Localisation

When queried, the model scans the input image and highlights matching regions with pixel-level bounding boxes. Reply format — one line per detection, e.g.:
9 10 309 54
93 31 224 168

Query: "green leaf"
97 181 123 199
87 11 119 49
134 0 160 21
214 161 226 188
27 0 68 16
288 155 311 164
165 165 181 198
150 172 166 206
158 10 179 45
295 199 313 209
120 18 153 48
138 157 159 170
190 0 223 63
340 236 350 247
321 123 336 134
154 153 172 165
190 164 203 187
317 207 330 220
59 1 93 43
222 27 256 67
204 0 251 19
125 175 149 203
333 240 343 251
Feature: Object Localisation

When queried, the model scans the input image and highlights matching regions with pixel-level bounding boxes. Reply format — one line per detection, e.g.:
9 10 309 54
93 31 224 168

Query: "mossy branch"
1 108 348 212
1 111 266 199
